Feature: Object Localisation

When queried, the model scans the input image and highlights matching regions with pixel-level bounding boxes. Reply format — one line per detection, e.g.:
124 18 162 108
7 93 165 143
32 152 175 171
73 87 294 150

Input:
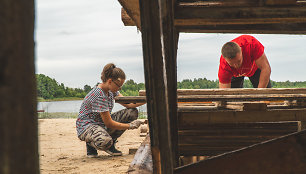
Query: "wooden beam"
139 0 174 173
175 130 306 174
175 5 306 33
118 0 141 29
139 88 306 96
178 121 301 156
178 108 306 124
115 94 306 103
0 0 38 173
265 0 297 5
160 0 180 167
121 8 136 26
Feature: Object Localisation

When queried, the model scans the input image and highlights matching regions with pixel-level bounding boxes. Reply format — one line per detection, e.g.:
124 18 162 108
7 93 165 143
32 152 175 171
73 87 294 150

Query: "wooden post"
0 0 38 174
139 0 174 173
160 0 180 167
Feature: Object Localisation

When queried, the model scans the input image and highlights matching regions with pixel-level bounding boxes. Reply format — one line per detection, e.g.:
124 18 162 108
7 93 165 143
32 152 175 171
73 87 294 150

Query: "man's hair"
221 42 241 59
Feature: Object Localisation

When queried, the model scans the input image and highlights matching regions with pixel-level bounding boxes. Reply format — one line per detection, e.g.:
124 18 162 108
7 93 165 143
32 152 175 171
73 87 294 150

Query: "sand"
39 119 146 174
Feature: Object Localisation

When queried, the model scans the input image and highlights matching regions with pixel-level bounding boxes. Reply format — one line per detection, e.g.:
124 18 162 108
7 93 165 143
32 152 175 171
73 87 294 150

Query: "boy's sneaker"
105 141 122 156
86 142 98 158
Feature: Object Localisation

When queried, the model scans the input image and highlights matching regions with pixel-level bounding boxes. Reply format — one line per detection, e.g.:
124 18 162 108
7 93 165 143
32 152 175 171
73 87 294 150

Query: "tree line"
36 74 306 99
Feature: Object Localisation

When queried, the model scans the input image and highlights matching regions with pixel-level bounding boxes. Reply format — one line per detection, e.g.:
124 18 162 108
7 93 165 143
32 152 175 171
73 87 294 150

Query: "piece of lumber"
0 1 38 174
139 0 175 172
139 88 306 96
178 121 301 156
178 108 306 124
160 0 180 167
175 130 306 174
178 121 301 131
115 94 306 103
223 102 267 111
265 0 297 5
118 0 141 29
122 8 136 26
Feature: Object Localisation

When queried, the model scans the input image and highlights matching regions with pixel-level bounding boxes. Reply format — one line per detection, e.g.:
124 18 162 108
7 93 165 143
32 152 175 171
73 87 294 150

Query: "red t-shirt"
218 35 264 84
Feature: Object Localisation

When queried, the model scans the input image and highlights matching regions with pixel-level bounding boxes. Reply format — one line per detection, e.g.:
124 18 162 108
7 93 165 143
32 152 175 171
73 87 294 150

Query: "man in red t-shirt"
218 35 271 88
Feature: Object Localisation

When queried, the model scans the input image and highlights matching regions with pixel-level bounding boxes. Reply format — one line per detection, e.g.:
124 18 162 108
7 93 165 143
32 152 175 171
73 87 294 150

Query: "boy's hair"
221 42 241 59
101 63 126 82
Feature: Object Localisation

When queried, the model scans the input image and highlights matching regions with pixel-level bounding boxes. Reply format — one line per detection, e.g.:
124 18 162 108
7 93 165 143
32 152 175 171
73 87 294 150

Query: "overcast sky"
35 0 306 88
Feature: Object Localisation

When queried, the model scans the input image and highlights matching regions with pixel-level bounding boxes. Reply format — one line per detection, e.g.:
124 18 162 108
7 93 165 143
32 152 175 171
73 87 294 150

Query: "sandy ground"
39 119 146 174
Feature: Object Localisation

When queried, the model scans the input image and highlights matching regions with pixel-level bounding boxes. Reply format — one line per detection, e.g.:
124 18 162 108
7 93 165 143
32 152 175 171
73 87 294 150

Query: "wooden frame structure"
117 0 306 173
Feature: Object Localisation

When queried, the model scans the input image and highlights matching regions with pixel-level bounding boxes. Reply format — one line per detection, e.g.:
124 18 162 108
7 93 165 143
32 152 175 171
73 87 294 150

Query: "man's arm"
255 52 271 88
219 82 231 88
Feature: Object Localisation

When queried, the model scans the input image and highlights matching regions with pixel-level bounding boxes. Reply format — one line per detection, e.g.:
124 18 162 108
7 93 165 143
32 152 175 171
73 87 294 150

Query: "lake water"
37 100 147 113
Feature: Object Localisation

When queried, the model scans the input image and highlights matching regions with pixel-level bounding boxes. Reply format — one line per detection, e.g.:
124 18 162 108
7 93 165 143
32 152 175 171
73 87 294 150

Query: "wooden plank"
178 108 306 124
175 130 306 174
174 5 306 33
139 0 174 173
115 94 306 103
139 88 306 96
118 0 141 29
178 121 301 131
265 0 297 5
0 0 38 173
177 22 306 34
178 122 301 156
175 6 306 22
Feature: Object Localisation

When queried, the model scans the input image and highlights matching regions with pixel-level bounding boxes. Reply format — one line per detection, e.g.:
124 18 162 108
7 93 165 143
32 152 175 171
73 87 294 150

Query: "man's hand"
128 120 144 130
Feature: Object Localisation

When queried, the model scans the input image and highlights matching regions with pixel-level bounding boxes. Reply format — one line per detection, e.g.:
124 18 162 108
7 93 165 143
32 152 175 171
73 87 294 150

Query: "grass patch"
38 112 78 119
37 97 83 102
138 112 147 119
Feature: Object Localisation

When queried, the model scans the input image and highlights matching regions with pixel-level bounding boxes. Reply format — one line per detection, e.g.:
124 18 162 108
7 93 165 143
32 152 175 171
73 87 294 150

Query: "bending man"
218 35 271 88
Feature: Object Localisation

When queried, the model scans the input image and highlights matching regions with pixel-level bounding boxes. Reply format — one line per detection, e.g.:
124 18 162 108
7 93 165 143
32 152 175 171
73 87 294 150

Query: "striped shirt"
76 86 119 136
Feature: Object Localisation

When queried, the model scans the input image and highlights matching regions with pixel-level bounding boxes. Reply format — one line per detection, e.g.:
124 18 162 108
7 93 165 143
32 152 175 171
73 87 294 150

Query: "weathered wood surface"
179 108 306 124
139 0 174 172
119 0 306 34
139 88 306 96
160 0 180 167
115 94 306 103
0 0 38 174
178 121 301 156
122 8 136 26
175 130 306 174
118 0 141 29
177 0 302 6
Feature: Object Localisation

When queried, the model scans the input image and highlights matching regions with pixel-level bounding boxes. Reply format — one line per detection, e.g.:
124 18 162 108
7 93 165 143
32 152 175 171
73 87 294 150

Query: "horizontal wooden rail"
178 121 301 156
175 130 306 174
115 94 306 103
139 88 306 96
178 108 306 124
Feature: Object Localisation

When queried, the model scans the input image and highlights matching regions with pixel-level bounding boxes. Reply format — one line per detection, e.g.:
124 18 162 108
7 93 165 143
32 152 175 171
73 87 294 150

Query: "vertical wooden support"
160 0 180 167
139 0 174 173
0 1 38 174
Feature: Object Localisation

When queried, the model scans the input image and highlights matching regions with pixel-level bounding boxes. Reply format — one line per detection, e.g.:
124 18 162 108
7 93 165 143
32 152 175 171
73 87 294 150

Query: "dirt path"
39 119 146 174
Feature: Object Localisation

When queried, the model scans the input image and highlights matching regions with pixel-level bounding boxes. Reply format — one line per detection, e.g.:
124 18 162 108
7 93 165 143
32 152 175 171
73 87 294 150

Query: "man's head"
221 42 243 69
